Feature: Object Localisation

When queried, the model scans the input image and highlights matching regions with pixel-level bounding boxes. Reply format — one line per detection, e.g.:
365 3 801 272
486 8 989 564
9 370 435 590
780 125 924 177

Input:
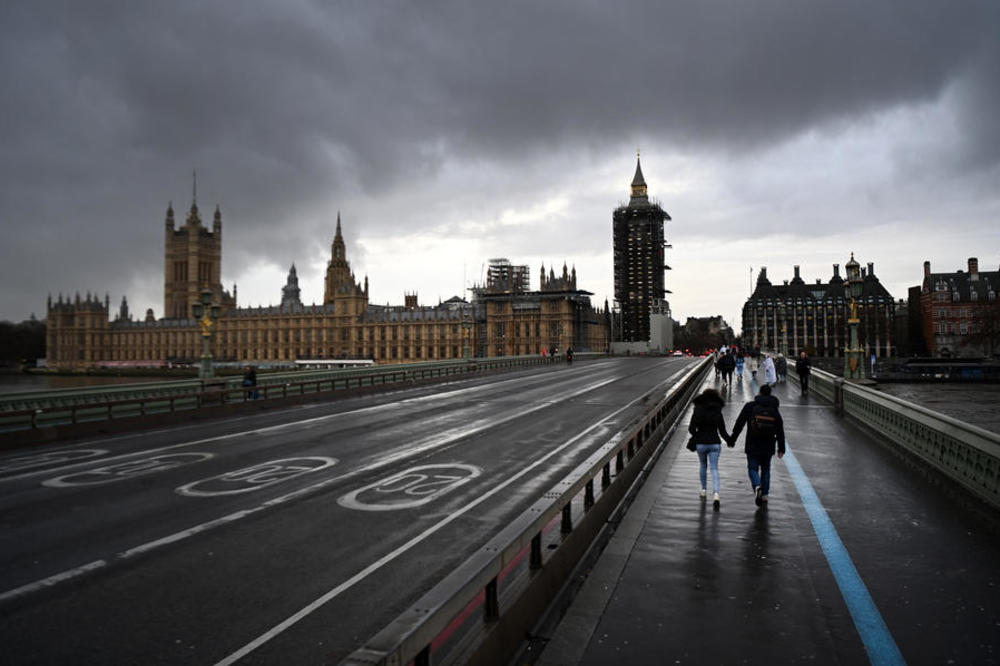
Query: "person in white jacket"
763 354 777 386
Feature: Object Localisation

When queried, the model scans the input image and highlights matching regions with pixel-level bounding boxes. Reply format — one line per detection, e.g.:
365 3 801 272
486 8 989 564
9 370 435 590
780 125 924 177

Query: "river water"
0 373 181 395
873 383 1000 436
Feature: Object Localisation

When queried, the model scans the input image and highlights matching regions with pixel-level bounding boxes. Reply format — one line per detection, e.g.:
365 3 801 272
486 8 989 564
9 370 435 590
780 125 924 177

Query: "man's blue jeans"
747 453 773 496
696 443 722 494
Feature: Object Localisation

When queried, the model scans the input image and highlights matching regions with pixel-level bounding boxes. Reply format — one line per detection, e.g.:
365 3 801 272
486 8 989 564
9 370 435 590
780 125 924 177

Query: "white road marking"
177 457 338 497
0 368 616 484
0 560 108 605
0 375 621 605
214 367 688 665
42 453 213 487
337 464 481 511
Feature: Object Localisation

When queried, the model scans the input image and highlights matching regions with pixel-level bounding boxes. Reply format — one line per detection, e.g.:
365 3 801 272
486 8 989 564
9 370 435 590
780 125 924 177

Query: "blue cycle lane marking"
783 445 907 666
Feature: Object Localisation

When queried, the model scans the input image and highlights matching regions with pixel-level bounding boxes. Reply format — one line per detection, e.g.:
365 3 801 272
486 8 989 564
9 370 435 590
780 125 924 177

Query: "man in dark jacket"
795 351 812 394
730 384 785 507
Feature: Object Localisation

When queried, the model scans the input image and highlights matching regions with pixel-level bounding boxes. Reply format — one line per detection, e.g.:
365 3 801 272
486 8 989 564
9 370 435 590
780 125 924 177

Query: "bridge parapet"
0 354 605 444
792 369 1000 511
341 357 712 666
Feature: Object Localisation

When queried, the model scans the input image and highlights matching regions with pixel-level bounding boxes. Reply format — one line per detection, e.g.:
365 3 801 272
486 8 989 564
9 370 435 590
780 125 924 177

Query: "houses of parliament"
45 192 609 370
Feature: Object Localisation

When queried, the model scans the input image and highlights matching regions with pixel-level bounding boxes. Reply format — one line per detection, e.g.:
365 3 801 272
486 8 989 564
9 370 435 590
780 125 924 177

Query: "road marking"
0 368 620 484
177 457 337 497
0 449 108 478
0 560 107 605
0 374 628 606
338 464 481 511
42 453 213 487
783 447 906 666
214 367 688 665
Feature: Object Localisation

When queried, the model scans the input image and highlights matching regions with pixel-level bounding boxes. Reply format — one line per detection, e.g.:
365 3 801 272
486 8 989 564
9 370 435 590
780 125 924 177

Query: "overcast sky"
2 1 998 336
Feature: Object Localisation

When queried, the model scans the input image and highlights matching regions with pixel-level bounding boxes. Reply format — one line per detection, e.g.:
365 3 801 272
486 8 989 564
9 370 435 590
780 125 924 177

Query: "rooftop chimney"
867 262 874 277
794 265 800 279
924 261 931 277
969 257 979 281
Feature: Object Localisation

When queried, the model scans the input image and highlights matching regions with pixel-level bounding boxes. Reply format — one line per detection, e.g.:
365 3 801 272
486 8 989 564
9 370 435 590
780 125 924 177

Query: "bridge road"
0 356 697 664
536 373 1000 665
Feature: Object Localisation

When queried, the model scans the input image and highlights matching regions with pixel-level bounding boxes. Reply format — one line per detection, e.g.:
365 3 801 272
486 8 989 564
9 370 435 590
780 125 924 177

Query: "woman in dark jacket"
688 388 733 509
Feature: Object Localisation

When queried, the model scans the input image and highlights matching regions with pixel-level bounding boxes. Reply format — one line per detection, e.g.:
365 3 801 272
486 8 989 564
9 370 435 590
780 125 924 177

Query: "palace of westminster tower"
46 184 608 370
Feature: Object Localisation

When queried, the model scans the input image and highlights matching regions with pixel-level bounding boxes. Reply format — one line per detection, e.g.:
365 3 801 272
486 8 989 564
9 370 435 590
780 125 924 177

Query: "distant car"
671 350 683 356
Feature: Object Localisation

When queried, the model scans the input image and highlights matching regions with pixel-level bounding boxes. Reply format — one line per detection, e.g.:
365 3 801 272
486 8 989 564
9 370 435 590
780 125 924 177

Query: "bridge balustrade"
341 357 711 666
789 369 1000 510
0 354 603 442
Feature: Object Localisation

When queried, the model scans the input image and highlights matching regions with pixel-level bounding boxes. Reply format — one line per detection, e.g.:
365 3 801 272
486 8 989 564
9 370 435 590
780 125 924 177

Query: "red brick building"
920 257 1000 358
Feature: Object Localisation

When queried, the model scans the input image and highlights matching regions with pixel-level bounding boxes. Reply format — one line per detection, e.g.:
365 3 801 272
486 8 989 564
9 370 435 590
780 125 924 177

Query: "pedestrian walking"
775 353 788 382
735 353 745 381
242 365 258 400
687 388 733 510
747 353 758 380
730 384 785 507
795 351 812 394
763 354 777 386
719 349 736 384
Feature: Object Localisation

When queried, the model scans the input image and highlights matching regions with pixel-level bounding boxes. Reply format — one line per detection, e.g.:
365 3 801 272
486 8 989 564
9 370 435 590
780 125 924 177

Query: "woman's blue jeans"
696 443 722 494
746 454 773 496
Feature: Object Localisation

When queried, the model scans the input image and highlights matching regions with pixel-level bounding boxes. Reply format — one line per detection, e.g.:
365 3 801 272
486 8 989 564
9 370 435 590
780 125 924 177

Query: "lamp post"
843 253 864 379
779 302 788 357
461 315 472 360
192 288 220 379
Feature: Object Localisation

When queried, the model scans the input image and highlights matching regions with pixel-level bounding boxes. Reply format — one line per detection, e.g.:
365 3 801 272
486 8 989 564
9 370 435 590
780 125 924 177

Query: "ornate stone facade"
741 256 897 358
45 199 608 370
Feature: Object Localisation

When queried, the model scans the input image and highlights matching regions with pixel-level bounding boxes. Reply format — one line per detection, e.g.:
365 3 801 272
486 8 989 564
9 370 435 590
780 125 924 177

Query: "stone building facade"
46 200 608 370
741 254 897 358
919 257 1000 358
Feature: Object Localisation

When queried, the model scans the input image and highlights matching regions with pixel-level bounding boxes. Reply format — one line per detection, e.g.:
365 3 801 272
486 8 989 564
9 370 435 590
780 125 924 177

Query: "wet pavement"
536 374 1000 665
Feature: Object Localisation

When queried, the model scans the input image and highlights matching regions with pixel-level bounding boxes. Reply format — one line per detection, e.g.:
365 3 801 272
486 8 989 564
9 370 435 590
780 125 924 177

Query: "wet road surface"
0 357 695 664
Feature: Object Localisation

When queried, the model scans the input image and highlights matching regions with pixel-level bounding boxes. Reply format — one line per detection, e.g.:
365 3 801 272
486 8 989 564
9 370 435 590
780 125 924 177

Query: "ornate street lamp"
843 253 864 379
461 313 472 360
192 288 220 379
779 302 788 357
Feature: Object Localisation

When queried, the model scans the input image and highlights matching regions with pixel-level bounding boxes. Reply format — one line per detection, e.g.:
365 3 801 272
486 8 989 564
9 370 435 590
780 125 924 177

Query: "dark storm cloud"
0 0 997 320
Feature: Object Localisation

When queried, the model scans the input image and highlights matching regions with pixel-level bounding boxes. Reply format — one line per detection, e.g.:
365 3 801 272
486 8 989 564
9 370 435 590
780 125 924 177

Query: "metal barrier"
0 354 603 435
341 356 711 666
789 368 1000 510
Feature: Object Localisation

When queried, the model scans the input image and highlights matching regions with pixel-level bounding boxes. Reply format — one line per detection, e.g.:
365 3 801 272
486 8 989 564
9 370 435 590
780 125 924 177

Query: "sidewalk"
536 372 1000 665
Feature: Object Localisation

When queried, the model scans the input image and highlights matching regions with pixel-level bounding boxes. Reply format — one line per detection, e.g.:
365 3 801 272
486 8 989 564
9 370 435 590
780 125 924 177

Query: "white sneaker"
699 488 707 499
713 493 721 510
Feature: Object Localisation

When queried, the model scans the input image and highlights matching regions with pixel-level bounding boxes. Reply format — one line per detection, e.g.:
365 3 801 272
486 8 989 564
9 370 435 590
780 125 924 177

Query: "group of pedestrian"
715 348 737 384
687 349 817 510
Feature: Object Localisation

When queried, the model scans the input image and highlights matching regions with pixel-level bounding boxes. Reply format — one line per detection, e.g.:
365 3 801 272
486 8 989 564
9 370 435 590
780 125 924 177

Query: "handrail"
341 356 711 666
0 353 605 435
789 368 1000 509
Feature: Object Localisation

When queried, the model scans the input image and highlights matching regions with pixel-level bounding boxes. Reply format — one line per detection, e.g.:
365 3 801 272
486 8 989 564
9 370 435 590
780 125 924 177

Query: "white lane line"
0 560 107 605
214 370 684 666
0 376 624 605
0 368 619 484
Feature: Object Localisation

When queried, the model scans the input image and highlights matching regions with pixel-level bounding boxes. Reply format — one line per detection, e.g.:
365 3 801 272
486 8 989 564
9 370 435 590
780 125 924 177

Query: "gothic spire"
630 154 648 200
